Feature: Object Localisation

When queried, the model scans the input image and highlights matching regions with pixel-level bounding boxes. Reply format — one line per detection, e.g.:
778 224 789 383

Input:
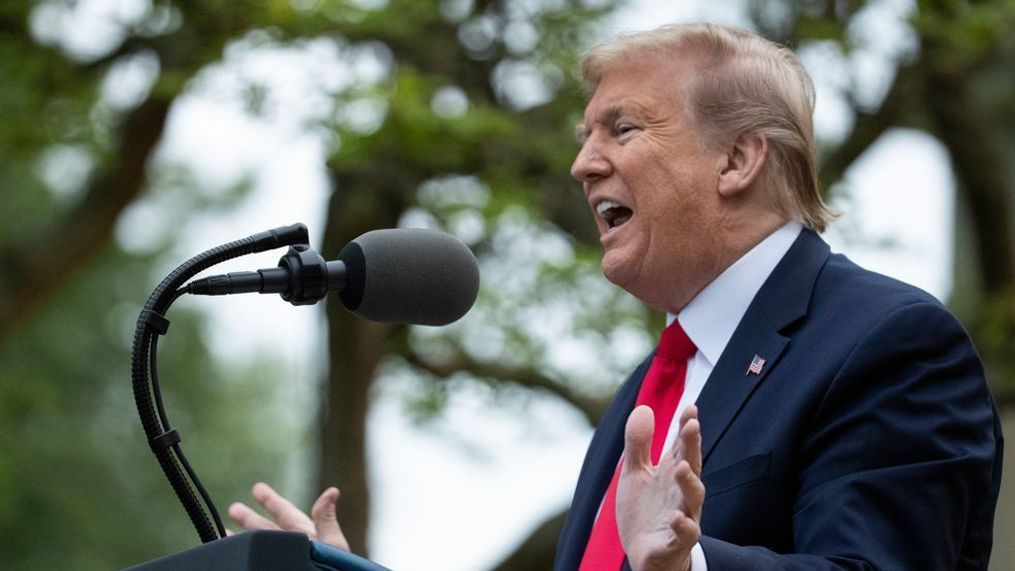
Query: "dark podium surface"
126 530 390 571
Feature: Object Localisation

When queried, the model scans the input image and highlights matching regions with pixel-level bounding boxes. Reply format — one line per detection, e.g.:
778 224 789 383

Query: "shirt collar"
671 221 803 366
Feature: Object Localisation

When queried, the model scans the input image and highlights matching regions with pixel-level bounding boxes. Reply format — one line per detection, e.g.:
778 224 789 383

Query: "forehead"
580 53 693 127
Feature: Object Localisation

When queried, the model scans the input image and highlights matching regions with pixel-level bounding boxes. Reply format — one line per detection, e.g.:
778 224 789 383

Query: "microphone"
185 228 480 326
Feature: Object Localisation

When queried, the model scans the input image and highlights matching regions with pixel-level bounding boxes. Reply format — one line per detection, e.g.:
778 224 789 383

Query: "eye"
614 122 638 138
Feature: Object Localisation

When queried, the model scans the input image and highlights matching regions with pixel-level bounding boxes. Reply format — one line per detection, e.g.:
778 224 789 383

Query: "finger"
679 416 702 477
675 460 706 520
668 405 697 460
668 510 701 548
228 502 281 531
679 404 697 426
311 487 350 551
252 482 316 535
623 405 655 473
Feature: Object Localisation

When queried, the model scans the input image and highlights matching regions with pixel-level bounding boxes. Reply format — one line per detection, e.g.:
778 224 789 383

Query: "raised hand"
228 482 350 551
616 405 705 571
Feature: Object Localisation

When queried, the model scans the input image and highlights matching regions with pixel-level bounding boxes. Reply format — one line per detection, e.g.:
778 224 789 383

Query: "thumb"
623 405 655 474
311 487 350 551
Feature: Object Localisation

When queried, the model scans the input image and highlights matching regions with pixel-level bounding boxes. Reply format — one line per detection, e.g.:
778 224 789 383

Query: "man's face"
572 54 728 312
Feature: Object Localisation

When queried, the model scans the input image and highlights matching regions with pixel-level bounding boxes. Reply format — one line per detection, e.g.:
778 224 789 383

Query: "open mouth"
596 200 633 230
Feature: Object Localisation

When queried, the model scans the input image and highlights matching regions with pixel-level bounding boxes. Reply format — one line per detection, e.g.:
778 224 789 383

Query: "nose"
571 137 611 183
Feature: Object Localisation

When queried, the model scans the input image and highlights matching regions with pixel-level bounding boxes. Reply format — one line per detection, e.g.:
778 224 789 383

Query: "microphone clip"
276 244 346 306
184 244 347 306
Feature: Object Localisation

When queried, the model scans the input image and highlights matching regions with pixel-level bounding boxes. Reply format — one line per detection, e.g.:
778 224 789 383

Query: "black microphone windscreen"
337 229 480 326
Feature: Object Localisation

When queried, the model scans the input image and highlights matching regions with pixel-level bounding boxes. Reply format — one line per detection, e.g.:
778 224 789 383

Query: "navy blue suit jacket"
555 230 1003 570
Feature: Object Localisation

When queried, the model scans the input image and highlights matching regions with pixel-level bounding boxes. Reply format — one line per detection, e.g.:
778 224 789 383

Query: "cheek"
645 172 716 245
639 167 695 216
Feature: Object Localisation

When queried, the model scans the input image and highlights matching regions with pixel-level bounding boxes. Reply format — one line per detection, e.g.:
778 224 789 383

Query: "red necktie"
578 320 697 570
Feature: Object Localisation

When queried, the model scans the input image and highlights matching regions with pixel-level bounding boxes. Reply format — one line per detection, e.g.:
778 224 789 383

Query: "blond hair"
582 23 835 232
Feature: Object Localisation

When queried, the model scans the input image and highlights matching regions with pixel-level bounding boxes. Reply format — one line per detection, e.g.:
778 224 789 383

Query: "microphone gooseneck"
132 223 312 543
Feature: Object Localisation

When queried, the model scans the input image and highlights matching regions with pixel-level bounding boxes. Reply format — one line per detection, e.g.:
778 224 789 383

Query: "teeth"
596 200 621 216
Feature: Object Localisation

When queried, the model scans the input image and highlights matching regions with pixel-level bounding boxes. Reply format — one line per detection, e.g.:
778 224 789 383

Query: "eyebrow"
574 104 626 143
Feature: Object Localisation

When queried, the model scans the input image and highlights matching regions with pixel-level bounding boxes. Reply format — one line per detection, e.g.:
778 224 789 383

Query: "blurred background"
1 0 1012 569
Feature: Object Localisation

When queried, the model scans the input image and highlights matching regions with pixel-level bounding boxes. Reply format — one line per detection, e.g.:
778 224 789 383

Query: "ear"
718 133 768 197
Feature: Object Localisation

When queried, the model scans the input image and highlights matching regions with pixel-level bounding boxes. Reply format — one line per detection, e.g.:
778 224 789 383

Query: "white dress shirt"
664 221 802 570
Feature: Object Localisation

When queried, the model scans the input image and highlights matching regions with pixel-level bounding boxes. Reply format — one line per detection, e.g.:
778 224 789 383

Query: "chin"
601 261 650 302
600 256 631 288
602 258 677 312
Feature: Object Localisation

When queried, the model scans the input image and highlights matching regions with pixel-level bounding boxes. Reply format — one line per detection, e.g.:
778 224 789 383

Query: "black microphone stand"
127 223 388 570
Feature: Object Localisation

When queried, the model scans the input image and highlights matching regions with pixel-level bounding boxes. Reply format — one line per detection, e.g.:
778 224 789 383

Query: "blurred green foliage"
0 245 301 568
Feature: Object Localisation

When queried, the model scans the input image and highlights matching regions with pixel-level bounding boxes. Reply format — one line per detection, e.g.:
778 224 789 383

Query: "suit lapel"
554 356 652 570
696 317 789 463
696 230 830 463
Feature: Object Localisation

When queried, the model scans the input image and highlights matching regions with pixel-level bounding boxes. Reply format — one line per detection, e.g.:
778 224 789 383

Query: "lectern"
126 530 389 570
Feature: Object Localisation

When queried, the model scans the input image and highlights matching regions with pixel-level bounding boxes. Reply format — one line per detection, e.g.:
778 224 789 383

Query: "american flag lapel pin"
746 354 766 376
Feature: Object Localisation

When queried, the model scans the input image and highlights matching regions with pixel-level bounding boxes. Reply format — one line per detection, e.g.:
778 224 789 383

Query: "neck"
658 212 788 315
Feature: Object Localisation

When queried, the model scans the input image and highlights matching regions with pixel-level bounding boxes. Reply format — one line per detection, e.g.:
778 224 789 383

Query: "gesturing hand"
616 405 705 571
228 482 350 551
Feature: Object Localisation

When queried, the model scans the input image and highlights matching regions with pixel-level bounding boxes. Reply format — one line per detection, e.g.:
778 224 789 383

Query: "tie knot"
656 320 697 362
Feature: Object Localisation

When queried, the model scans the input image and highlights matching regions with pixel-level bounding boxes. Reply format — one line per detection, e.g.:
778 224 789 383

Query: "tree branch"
0 94 173 341
818 62 922 189
402 347 609 426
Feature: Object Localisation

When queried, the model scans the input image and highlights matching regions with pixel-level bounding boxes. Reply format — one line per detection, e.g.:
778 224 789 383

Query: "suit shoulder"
794 250 978 352
815 251 945 316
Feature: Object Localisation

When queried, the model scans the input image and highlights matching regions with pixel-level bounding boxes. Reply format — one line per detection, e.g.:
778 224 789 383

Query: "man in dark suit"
554 22 1002 570
229 23 1003 570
